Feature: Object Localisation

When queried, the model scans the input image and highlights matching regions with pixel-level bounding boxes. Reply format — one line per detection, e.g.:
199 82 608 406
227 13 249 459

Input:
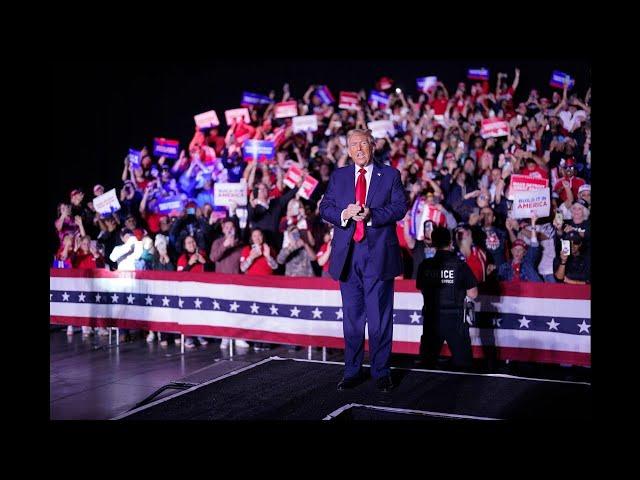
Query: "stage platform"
115 357 591 421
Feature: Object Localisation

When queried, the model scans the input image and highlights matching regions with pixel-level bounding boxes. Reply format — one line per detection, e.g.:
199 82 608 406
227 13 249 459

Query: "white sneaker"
66 325 74 336
146 332 155 343
235 339 250 349
219 338 230 349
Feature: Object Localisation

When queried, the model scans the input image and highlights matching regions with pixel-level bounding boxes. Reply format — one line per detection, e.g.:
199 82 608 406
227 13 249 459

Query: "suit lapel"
366 162 382 207
347 164 355 204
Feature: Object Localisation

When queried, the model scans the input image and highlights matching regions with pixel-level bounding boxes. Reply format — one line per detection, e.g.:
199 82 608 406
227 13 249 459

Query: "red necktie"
353 167 367 242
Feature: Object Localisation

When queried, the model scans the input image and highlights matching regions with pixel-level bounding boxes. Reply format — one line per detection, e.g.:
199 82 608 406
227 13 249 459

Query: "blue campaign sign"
549 71 575 89
368 90 389 106
153 138 180 159
157 195 184 214
241 92 273 106
243 139 275 162
315 85 335 104
128 148 142 166
468 68 489 80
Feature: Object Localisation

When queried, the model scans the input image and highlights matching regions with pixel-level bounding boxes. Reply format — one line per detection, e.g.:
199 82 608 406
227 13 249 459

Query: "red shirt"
520 165 549 180
316 242 330 273
207 135 226 156
73 251 97 269
553 176 586 203
177 250 207 272
240 245 276 275
135 178 151 191
429 98 448 115
269 184 282 200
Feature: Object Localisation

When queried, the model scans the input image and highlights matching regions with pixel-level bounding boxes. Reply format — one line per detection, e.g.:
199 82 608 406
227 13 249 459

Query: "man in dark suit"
319 129 408 392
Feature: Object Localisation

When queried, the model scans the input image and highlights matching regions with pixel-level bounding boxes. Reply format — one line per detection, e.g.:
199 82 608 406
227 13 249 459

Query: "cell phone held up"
561 240 571 256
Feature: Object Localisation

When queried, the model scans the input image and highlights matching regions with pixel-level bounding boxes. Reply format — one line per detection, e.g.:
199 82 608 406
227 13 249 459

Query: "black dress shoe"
375 375 394 392
337 375 363 391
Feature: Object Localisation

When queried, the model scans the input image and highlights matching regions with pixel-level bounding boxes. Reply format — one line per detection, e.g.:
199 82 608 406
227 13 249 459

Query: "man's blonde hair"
346 128 376 150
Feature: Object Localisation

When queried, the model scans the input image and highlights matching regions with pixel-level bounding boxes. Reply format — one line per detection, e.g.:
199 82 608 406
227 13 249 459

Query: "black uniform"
416 249 478 369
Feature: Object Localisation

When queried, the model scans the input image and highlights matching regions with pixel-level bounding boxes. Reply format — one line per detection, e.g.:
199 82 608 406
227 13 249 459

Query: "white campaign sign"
512 188 550 219
194 110 220 128
292 115 318 133
93 189 121 216
214 183 248 207
367 120 395 139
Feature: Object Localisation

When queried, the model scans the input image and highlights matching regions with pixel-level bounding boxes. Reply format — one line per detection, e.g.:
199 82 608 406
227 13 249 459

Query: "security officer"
415 226 478 371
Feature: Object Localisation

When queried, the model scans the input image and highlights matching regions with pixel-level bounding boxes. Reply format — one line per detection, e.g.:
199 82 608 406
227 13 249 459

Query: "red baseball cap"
70 189 83 198
512 239 528 250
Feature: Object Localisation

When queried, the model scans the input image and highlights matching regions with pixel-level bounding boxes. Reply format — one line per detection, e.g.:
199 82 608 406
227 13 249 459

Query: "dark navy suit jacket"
319 161 408 281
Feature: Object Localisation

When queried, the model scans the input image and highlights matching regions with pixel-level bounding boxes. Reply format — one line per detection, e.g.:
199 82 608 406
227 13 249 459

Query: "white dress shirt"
341 162 374 227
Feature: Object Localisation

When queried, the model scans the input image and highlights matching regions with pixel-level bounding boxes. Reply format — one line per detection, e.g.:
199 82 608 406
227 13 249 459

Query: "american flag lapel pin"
377 172 381 176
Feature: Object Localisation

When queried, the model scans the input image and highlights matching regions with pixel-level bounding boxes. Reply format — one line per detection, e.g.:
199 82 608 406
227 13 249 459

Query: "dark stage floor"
50 327 591 420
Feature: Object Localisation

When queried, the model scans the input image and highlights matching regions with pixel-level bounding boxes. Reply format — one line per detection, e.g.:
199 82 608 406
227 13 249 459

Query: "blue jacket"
319 161 408 281
497 244 542 282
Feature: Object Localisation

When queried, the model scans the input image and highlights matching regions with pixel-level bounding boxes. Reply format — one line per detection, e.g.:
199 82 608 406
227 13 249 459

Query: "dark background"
49 59 590 253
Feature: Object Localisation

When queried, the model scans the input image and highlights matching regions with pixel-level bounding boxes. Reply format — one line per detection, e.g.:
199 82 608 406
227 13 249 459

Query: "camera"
290 229 301 243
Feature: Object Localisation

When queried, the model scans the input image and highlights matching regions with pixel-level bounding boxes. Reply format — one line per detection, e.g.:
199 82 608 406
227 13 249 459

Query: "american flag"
50 270 591 366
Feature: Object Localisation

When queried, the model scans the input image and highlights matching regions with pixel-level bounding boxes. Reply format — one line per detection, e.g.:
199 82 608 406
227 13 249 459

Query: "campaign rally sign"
512 188 551 219
298 175 319 200
128 148 142 167
153 138 180 159
224 108 251 126
241 92 272 107
194 110 220 129
157 196 184 215
213 182 248 207
315 85 335 104
368 90 389 108
283 165 304 189
93 189 121 216
549 71 575 89
367 120 396 139
274 101 298 119
480 118 510 139
508 174 549 200
338 91 360 110
243 139 275 163
292 115 318 133
416 76 438 93
468 68 489 81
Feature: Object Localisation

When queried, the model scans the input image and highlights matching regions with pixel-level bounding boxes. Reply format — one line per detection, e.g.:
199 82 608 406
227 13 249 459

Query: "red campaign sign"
509 174 549 193
480 118 510 139
283 165 303 189
339 91 361 110
299 175 319 200
274 101 298 119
